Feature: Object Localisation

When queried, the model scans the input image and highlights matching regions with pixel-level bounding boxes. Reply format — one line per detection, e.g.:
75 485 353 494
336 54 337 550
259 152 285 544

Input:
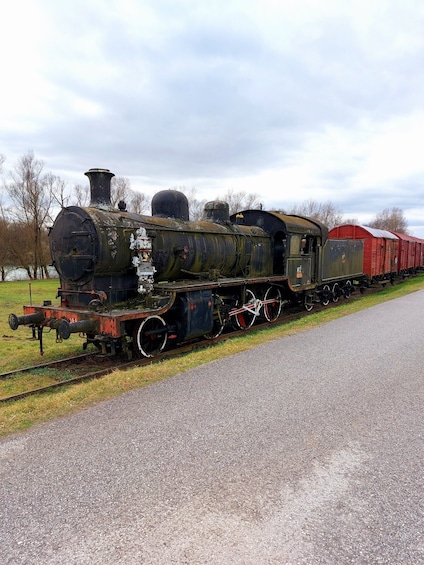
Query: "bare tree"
111 176 132 208
48 174 69 212
183 187 207 221
128 190 150 215
170 186 207 221
172 187 262 220
72 183 89 207
5 221 38 279
189 198 208 221
5 151 54 279
0 154 11 280
217 189 262 216
111 176 151 214
0 203 14 281
0 218 8 281
368 207 409 233
289 199 344 229
342 217 360 225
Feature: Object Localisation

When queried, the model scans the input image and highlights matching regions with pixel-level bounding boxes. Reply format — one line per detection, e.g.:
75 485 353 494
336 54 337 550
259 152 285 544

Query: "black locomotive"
9 168 365 357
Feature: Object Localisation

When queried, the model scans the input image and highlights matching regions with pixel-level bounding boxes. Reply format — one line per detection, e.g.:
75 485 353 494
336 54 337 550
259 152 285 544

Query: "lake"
3 266 59 281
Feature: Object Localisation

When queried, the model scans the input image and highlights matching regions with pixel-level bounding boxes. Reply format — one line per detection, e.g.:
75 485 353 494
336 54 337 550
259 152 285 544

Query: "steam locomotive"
8 168 378 357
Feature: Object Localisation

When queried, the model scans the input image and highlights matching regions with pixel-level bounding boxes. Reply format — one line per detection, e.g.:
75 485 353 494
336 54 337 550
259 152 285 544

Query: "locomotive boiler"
9 168 367 358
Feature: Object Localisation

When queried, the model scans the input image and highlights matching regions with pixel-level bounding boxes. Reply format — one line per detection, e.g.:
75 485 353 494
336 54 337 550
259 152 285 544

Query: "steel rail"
0 352 99 380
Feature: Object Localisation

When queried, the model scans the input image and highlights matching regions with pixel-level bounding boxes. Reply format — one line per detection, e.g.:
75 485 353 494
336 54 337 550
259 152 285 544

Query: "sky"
1 0 424 235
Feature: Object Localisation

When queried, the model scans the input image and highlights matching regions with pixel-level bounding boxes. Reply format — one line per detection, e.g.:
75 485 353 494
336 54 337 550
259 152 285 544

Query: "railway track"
0 352 120 403
0 283 385 404
0 311 306 404
0 352 99 380
1 321 282 403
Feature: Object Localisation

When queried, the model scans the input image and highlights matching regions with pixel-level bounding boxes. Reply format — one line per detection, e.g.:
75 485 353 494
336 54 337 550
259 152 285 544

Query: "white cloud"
354 115 424 184
1 0 424 235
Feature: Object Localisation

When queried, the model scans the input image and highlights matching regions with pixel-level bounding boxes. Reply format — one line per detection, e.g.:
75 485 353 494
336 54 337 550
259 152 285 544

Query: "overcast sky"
1 0 424 235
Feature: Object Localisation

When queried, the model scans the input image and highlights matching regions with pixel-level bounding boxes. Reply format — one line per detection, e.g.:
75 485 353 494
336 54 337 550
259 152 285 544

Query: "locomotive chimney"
85 168 115 209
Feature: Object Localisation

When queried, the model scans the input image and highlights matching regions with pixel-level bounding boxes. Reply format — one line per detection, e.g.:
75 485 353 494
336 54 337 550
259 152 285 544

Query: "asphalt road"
1 291 424 564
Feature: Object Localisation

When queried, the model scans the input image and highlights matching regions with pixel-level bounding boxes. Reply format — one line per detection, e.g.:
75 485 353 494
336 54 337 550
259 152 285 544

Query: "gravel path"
1 291 424 564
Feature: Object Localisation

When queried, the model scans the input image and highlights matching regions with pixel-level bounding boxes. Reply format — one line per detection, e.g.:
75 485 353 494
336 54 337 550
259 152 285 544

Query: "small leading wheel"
304 295 314 311
133 315 168 357
332 282 340 303
321 284 331 306
234 289 258 330
263 286 282 322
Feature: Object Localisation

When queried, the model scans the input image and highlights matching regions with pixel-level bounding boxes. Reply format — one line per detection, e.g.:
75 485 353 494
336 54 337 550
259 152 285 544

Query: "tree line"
0 152 151 281
0 150 409 281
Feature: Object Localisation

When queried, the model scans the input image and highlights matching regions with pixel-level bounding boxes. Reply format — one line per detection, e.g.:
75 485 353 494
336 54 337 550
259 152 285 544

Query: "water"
3 266 59 281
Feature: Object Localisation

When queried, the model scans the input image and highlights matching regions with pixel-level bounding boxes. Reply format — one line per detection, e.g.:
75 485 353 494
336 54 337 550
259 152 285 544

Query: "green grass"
1 275 424 438
0 279 88 372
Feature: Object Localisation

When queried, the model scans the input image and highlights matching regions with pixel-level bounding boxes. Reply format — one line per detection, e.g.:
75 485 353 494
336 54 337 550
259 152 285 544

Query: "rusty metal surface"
50 205 274 307
21 295 176 338
150 224 272 281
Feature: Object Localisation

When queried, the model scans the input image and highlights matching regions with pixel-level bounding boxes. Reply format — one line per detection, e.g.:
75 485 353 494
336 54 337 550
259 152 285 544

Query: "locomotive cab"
231 209 327 293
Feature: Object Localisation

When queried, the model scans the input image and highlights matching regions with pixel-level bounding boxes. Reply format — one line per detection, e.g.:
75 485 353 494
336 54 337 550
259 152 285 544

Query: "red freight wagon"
329 225 398 282
390 232 416 275
412 236 424 270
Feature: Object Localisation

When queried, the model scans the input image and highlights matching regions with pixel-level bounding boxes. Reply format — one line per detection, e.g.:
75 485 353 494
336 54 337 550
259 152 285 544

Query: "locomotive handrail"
154 274 289 292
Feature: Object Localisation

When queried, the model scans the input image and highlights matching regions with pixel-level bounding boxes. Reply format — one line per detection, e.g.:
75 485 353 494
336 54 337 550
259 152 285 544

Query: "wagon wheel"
263 286 282 322
234 289 258 330
133 315 168 358
332 282 340 303
204 294 226 340
321 284 331 306
344 280 352 298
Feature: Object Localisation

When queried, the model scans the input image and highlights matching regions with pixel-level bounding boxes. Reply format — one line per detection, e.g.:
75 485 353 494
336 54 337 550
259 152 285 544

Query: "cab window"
290 235 301 255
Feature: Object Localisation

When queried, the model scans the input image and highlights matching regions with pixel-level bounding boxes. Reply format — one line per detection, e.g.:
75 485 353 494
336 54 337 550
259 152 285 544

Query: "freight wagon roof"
330 224 398 240
390 231 416 242
362 226 398 239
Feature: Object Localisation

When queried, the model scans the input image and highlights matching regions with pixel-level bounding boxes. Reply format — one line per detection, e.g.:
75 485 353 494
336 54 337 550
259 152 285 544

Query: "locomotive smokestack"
85 168 115 209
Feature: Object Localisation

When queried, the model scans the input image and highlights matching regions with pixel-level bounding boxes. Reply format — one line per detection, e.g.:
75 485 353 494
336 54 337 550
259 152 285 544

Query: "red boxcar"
391 231 416 276
412 236 424 270
329 225 398 282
